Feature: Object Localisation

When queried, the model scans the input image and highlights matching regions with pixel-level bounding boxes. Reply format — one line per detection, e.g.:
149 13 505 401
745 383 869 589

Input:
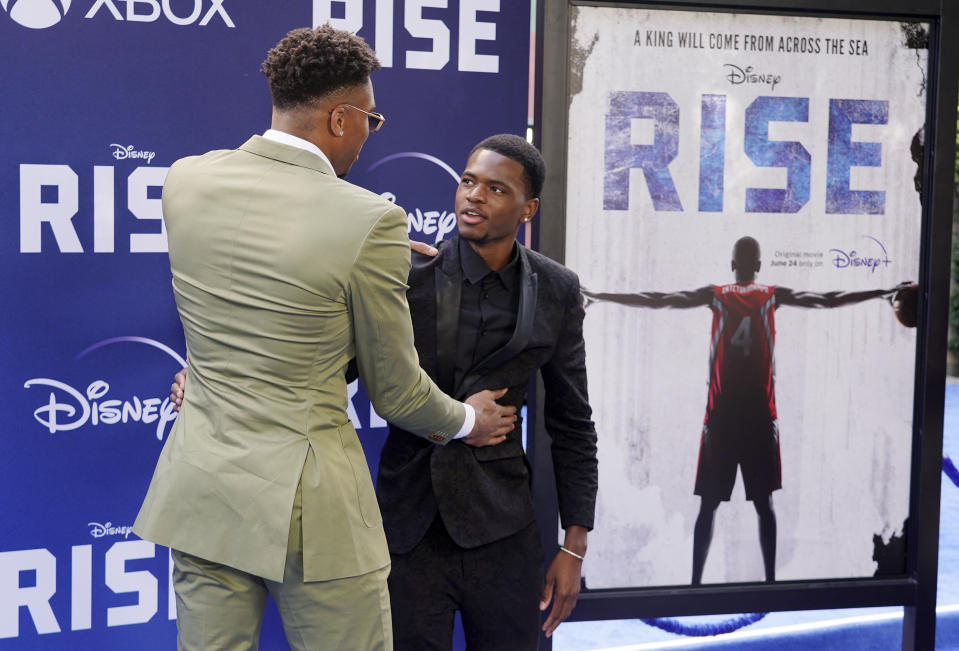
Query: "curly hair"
469 134 546 199
261 25 381 109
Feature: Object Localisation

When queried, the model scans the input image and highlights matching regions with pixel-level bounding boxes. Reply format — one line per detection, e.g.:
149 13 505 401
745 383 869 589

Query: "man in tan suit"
133 25 515 651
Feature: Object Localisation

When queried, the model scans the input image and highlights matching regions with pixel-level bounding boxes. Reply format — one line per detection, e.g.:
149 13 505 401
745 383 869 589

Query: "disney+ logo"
829 235 892 273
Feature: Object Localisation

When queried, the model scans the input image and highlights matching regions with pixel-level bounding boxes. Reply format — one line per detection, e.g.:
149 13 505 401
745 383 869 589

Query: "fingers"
491 411 517 426
465 387 511 406
542 612 561 637
409 240 439 256
169 382 182 412
474 412 515 432
542 592 576 637
540 554 583 637
539 576 554 612
170 367 187 412
483 414 516 441
487 402 517 442
462 432 509 448
493 421 515 435
463 387 517 443
541 580 578 637
488 396 516 417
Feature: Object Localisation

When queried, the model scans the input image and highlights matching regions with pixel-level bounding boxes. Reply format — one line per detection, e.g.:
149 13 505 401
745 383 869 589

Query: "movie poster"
565 7 926 587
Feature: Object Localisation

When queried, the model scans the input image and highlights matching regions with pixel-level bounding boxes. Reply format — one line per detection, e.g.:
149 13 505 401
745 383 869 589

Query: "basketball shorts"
694 410 781 501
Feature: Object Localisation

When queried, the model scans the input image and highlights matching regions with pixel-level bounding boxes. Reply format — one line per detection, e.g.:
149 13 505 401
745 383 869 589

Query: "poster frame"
529 0 959 648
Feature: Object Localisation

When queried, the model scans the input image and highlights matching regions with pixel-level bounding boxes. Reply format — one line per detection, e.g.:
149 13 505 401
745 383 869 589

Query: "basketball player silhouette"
584 236 906 584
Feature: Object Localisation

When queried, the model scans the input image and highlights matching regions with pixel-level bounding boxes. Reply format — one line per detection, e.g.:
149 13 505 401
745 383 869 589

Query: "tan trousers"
171 481 392 651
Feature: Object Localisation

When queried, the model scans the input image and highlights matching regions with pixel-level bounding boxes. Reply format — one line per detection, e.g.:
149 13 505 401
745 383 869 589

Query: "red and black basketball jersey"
704 283 777 423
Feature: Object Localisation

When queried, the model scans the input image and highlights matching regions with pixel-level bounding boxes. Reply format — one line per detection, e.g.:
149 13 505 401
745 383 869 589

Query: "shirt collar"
262 129 335 173
458 237 520 289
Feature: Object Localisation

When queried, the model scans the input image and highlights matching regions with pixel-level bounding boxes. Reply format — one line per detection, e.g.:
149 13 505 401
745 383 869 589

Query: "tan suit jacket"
133 135 465 583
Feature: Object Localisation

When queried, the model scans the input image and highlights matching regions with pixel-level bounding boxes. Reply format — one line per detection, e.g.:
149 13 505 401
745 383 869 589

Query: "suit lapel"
455 245 538 399
434 243 462 394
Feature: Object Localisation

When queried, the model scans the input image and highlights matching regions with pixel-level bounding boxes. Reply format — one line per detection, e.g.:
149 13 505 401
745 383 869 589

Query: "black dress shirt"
452 238 520 391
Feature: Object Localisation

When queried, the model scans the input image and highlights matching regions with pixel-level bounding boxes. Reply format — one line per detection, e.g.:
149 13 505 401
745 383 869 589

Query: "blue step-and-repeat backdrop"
0 1 530 647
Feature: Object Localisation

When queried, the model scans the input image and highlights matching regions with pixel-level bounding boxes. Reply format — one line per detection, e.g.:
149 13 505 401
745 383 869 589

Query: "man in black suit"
170 135 598 649
378 134 598 650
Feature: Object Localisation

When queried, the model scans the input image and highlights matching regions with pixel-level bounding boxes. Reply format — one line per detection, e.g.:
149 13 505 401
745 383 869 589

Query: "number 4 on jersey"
731 316 752 356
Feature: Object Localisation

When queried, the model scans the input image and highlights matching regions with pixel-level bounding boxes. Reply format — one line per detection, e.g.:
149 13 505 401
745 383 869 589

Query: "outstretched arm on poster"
583 282 913 316
777 283 907 308
582 286 713 308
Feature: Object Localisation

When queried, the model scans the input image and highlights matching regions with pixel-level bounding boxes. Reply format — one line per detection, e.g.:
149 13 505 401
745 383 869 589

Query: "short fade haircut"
261 25 380 110
733 236 761 267
469 134 546 199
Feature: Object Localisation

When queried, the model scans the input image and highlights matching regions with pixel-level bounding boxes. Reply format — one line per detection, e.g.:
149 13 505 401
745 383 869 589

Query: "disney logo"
24 378 178 440
110 144 156 164
382 192 456 244
829 235 892 273
724 64 781 91
88 522 134 539
408 208 455 244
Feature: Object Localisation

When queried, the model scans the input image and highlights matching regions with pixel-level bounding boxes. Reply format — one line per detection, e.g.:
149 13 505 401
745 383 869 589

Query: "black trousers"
389 516 545 651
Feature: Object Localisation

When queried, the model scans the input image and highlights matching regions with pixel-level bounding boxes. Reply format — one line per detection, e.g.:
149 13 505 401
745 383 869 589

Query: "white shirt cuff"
454 404 475 439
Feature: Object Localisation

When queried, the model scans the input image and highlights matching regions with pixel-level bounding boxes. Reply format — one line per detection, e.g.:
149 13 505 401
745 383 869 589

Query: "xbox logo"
0 0 71 29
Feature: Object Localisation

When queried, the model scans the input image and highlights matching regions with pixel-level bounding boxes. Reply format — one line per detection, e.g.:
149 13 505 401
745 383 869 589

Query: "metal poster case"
533 0 957 649
575 4 922 588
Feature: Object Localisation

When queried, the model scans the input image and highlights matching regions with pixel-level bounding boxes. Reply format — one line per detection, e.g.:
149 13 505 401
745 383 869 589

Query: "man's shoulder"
338 182 404 216
163 149 237 195
167 140 273 185
410 236 455 270
523 246 580 287
168 147 233 171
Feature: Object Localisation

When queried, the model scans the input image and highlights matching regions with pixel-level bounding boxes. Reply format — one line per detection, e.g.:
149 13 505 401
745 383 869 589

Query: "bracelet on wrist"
559 545 585 561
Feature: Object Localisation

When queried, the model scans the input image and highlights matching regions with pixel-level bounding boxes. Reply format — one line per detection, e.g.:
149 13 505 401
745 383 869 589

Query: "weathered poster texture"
565 7 926 587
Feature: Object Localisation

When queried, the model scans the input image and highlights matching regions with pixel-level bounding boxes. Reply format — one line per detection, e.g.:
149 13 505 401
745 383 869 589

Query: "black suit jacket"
376 236 598 554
